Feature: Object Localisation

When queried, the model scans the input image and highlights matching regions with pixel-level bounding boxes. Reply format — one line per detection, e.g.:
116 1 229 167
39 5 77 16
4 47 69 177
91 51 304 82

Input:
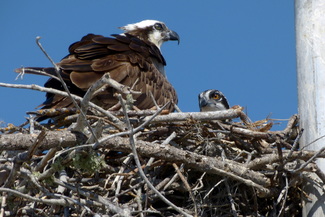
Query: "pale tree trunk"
295 0 325 216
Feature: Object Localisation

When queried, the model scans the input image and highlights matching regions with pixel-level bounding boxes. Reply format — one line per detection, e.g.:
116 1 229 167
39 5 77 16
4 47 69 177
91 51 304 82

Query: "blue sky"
0 1 296 130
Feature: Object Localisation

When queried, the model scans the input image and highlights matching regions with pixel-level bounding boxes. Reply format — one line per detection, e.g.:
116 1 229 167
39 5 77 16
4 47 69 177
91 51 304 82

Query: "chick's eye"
154 23 163 30
213 94 220 100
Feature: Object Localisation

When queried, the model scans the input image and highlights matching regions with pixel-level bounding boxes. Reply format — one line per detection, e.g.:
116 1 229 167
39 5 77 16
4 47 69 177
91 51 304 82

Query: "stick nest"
0 107 322 217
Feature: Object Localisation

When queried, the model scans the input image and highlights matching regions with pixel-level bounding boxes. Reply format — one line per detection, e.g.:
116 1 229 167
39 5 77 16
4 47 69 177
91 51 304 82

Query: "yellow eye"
154 23 163 30
213 94 220 100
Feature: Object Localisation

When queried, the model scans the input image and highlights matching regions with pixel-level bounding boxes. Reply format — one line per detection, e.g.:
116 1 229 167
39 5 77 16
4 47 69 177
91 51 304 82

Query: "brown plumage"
16 20 179 116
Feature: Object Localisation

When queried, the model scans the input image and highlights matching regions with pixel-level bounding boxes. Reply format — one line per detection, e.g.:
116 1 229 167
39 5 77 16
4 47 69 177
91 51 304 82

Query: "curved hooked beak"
167 30 180 45
199 97 208 109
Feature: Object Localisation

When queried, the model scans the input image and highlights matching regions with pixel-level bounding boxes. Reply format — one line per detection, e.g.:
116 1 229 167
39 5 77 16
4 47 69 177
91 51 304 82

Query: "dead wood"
0 106 320 217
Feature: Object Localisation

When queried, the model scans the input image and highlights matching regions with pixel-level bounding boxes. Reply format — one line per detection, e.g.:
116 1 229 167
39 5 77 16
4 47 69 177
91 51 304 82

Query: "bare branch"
142 108 251 124
0 82 125 130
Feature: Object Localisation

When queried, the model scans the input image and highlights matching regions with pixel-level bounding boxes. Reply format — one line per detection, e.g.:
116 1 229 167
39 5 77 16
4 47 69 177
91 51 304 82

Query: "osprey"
198 89 230 112
16 20 179 114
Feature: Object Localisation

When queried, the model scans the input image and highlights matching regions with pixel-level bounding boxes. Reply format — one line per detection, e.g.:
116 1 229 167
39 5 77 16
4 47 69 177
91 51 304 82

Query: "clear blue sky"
0 1 296 130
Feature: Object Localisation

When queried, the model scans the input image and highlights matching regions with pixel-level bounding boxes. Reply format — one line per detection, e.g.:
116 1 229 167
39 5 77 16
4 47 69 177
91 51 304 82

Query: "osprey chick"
198 89 230 112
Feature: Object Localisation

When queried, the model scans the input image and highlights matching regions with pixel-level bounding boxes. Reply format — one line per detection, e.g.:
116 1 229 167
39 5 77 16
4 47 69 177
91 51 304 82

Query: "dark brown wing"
16 33 177 112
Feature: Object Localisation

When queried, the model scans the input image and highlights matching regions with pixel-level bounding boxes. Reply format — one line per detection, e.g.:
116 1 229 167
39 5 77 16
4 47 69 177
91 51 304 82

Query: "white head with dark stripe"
199 89 230 112
120 20 180 49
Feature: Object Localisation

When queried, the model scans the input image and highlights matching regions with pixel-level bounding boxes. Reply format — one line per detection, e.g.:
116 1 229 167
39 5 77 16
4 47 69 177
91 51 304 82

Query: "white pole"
295 0 325 216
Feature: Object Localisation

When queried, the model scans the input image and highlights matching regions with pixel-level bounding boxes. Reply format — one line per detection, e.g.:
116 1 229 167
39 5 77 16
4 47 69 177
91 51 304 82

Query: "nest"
1 101 323 217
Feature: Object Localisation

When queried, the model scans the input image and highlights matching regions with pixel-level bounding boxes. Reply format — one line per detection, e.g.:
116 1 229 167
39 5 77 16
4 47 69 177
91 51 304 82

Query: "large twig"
142 108 249 123
0 187 103 210
53 178 131 216
74 73 140 133
92 102 169 149
3 130 47 188
36 37 99 140
0 82 125 130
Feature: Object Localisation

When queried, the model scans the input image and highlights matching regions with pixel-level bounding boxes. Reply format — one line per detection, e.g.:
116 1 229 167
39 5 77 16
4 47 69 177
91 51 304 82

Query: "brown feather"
15 27 178 117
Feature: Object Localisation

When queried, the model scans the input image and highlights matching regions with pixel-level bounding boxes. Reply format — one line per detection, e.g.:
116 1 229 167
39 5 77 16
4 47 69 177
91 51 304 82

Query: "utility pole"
295 0 325 216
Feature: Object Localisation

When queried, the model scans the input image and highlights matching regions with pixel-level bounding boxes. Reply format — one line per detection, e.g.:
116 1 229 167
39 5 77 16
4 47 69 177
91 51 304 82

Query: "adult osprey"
16 20 179 114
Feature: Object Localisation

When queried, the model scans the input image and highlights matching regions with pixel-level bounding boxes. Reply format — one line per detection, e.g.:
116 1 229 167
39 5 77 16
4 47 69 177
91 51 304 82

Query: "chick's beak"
199 97 208 110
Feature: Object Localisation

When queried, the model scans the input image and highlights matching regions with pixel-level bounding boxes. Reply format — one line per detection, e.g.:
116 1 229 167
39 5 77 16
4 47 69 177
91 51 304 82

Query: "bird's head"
120 20 180 49
198 89 230 112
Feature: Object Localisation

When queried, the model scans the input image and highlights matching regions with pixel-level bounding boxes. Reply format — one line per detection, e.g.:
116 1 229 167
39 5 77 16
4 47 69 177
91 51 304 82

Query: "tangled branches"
1 102 323 216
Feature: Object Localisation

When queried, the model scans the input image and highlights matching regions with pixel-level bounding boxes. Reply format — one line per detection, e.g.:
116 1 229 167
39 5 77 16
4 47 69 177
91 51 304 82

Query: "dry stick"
136 188 144 217
301 134 325 150
48 193 96 216
203 179 225 200
0 82 124 130
18 167 50 195
173 103 182 113
285 128 304 162
53 178 131 216
149 91 159 109
54 129 134 156
0 193 6 217
0 186 101 216
34 147 59 172
92 102 169 149
145 132 177 173
51 103 171 157
276 174 289 217
37 147 79 181
163 170 181 191
314 165 325 185
142 109 248 123
1 164 45 195
86 119 103 144
0 187 99 207
173 163 198 217
293 147 325 173
273 114 299 135
109 109 170 117
17 68 59 80
153 177 172 192
3 130 46 188
192 172 206 192
36 37 80 114
117 94 193 217
27 130 47 159
35 37 96 137
75 73 134 133
74 75 108 133
210 165 270 197
0 130 82 152
57 170 68 195
247 150 325 170
224 180 238 217
112 154 133 196
146 132 177 192
143 157 156 175
112 181 145 199
28 115 35 134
